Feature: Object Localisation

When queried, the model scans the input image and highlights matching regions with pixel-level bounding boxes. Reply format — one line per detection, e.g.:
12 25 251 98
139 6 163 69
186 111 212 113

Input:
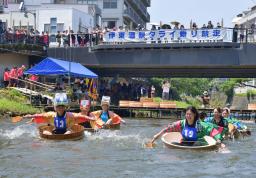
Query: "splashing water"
0 124 38 139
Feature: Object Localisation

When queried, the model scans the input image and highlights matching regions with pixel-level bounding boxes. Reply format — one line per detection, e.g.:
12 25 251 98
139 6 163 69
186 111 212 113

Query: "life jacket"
181 120 199 141
54 112 67 132
90 110 122 129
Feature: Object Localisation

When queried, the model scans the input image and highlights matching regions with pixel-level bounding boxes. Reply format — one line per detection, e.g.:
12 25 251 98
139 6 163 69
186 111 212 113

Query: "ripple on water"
0 124 38 139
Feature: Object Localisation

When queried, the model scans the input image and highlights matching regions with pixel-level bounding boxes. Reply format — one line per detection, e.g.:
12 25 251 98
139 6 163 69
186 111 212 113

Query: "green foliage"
219 78 250 103
210 92 227 108
0 89 39 115
149 78 212 98
0 98 38 115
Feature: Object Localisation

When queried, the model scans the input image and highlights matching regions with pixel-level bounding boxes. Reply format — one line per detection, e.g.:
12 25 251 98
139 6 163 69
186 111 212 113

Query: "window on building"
44 24 50 33
103 21 116 29
103 0 117 9
50 18 57 34
77 0 98 4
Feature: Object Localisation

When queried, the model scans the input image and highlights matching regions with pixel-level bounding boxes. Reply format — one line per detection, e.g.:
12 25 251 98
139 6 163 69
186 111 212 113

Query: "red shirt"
10 68 18 79
30 75 38 81
4 71 10 81
17 67 24 77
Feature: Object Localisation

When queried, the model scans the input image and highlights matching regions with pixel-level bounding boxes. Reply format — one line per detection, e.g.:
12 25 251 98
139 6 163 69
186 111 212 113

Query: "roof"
24 57 98 78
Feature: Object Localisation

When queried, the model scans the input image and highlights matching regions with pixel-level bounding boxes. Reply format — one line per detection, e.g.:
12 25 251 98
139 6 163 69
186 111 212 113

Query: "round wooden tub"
38 125 85 141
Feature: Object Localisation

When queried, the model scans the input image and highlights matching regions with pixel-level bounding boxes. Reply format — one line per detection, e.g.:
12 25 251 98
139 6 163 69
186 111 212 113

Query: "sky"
148 0 255 28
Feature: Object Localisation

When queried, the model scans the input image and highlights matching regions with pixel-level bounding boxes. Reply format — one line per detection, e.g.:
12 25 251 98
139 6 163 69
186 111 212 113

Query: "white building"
232 5 256 42
0 1 100 33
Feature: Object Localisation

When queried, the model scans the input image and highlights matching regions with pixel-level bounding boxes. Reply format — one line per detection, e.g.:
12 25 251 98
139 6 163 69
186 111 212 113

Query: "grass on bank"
0 89 39 115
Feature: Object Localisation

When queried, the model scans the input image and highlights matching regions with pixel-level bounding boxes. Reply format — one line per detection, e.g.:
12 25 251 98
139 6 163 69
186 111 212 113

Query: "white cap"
101 96 110 106
54 93 68 106
80 100 91 108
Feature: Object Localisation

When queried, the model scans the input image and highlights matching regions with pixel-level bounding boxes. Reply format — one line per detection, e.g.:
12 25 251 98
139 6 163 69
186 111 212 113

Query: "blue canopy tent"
24 57 98 78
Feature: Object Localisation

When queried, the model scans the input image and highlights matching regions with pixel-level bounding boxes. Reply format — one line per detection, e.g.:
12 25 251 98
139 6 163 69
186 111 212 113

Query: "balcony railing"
126 0 150 22
124 8 144 26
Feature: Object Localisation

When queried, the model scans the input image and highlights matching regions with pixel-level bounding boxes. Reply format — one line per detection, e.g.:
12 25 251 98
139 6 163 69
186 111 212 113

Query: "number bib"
181 126 198 141
54 114 67 130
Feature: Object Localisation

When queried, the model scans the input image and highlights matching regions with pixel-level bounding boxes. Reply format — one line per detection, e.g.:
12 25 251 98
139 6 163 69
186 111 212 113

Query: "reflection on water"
0 118 256 178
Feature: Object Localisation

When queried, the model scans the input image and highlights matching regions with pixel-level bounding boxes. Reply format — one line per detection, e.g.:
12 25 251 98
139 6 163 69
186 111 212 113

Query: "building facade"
4 0 150 29
232 5 256 42
53 0 150 29
0 0 100 33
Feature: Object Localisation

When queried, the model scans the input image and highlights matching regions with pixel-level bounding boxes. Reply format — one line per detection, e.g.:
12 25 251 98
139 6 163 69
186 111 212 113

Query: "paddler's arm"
25 112 52 124
151 121 182 143
74 113 96 121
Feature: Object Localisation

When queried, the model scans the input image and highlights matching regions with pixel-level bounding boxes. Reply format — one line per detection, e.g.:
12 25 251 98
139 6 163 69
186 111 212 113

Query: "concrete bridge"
47 42 256 78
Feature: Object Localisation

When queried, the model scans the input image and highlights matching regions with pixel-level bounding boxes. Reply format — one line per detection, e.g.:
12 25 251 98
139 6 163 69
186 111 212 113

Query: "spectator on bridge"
239 24 245 43
248 24 255 42
202 24 207 29
162 81 170 100
3 68 10 88
233 24 239 43
192 22 198 30
216 22 222 28
207 21 214 29
56 31 62 47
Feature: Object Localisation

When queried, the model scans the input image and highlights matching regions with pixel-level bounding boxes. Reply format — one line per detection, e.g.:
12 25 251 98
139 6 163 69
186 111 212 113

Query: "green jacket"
163 119 223 141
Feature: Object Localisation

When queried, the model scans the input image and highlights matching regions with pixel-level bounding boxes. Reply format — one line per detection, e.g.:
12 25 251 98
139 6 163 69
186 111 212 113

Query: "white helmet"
101 96 110 106
54 93 68 106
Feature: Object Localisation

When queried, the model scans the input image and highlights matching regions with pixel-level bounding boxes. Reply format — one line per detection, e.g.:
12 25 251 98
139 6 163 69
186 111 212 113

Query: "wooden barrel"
38 125 85 140
161 132 217 150
104 123 121 130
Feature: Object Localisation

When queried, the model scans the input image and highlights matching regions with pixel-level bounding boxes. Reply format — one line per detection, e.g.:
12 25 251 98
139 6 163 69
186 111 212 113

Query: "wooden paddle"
144 141 156 148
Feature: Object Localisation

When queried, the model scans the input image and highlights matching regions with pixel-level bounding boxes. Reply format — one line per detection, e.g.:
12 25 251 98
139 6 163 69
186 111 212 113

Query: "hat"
54 93 68 106
223 107 230 114
101 96 110 106
80 100 91 108
203 91 208 95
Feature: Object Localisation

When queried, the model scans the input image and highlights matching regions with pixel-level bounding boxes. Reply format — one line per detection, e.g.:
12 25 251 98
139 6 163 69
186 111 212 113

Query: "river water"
0 118 255 178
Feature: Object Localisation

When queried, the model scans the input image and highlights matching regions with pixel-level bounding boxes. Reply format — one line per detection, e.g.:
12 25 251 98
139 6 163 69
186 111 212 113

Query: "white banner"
104 28 234 43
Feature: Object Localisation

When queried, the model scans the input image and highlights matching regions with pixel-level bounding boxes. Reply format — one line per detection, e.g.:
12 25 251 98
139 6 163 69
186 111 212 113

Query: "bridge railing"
0 27 255 49
102 27 256 45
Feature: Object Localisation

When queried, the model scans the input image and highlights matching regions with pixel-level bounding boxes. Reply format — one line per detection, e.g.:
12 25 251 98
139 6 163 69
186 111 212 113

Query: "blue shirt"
100 111 109 123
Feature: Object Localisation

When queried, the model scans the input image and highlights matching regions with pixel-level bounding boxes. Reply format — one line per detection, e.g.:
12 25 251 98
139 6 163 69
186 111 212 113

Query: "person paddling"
222 107 251 136
150 106 224 146
91 96 125 128
74 99 96 128
204 107 229 137
25 93 90 135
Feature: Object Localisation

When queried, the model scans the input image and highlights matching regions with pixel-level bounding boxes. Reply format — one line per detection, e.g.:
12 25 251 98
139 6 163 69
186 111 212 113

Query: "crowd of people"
2 64 40 89
0 22 255 48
